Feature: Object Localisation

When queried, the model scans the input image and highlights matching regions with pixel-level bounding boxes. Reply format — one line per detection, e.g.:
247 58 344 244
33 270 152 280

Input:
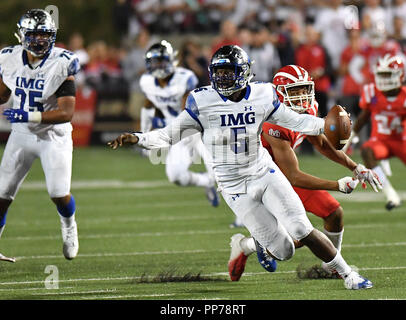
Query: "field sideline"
0 145 405 302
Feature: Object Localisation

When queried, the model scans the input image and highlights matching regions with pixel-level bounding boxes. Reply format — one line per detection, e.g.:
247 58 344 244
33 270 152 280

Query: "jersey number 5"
15 88 44 112
230 127 248 154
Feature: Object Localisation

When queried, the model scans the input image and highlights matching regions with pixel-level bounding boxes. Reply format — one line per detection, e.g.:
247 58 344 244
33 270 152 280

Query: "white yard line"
3 229 230 241
20 180 171 190
31 288 117 296
81 293 177 299
1 240 406 263
18 179 406 202
3 222 406 242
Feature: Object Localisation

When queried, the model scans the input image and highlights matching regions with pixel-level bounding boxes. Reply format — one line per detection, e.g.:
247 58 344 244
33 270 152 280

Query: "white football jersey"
136 81 325 194
139 67 198 124
0 45 80 136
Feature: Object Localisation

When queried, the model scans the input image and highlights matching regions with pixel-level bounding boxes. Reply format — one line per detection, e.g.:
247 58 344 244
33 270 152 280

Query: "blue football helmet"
209 45 253 96
145 40 177 79
15 9 57 57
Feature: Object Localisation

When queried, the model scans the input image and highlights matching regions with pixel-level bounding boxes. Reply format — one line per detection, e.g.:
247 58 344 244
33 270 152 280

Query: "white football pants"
221 166 314 260
0 130 73 200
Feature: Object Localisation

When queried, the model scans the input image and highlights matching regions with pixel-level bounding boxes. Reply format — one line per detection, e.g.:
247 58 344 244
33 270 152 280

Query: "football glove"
338 177 359 194
353 164 383 192
3 109 28 123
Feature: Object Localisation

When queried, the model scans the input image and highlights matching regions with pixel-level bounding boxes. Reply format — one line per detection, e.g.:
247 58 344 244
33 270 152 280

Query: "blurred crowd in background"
4 0 406 148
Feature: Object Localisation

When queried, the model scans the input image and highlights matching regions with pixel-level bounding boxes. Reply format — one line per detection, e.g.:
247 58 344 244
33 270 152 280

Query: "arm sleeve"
134 109 202 149
55 79 76 97
267 102 325 136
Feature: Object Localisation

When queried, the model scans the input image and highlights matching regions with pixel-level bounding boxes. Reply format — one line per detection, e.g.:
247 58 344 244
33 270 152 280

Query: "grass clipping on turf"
296 264 341 279
135 269 225 283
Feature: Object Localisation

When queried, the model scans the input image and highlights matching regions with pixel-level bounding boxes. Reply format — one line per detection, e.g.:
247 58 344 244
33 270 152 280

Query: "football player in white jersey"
108 45 373 290
0 9 79 262
139 40 219 206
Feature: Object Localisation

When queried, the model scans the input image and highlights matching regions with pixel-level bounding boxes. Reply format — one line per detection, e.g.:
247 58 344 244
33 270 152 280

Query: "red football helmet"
373 53 405 92
273 65 315 113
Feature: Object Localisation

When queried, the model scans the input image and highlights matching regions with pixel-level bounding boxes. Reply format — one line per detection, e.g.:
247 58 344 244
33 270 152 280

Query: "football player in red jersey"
344 54 406 210
232 64 382 274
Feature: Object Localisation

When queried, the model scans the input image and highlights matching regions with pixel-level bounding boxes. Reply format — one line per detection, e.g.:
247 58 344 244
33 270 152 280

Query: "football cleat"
205 186 220 207
254 238 277 273
385 200 402 211
344 271 373 290
61 221 79 260
228 233 248 281
0 253 16 263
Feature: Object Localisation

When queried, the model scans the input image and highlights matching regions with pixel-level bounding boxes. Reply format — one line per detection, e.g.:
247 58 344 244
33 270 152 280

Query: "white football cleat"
383 183 401 211
228 233 248 281
0 252 16 263
61 221 79 260
344 271 373 290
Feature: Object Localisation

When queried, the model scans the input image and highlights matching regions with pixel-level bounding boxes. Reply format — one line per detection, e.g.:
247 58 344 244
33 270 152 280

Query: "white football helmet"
373 54 404 92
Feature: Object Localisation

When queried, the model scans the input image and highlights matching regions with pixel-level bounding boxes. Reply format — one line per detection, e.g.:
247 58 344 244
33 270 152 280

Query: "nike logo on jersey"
15 77 44 90
220 112 255 126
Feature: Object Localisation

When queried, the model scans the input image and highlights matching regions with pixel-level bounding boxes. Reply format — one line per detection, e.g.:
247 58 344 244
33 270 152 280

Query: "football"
324 105 352 150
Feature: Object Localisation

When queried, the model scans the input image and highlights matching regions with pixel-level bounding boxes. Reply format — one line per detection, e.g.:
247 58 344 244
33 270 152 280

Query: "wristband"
28 111 42 123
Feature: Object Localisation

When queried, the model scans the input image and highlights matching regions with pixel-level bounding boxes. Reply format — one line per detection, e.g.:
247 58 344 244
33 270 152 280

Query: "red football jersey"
359 83 406 141
261 102 318 157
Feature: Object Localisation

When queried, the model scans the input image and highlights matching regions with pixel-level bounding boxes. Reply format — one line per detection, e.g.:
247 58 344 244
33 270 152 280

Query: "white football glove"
353 164 383 192
338 177 359 194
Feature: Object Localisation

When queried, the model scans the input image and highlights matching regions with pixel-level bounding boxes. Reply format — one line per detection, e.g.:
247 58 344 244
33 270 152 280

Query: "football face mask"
279 82 315 113
23 30 55 56
15 9 57 57
210 65 239 91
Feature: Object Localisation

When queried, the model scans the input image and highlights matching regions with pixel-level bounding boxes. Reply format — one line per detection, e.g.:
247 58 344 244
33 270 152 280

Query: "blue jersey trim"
267 102 280 120
185 94 203 131
22 50 29 66
266 86 281 120
217 91 228 102
244 85 251 100
22 49 50 69
185 108 204 131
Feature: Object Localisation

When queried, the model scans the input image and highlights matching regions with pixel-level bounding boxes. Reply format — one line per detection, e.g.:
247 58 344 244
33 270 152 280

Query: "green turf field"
0 145 405 300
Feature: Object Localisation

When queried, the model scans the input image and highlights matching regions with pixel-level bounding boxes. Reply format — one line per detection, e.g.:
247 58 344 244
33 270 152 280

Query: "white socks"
240 237 256 255
189 172 213 188
372 165 387 186
325 251 353 278
373 165 401 204
140 107 155 133
0 225 4 238
59 214 76 229
323 229 344 252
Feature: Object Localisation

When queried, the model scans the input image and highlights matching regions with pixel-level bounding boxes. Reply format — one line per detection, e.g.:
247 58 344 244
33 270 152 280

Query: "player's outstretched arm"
306 134 357 170
262 132 358 194
108 133 139 149
306 134 382 192
108 108 202 150
267 102 325 136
